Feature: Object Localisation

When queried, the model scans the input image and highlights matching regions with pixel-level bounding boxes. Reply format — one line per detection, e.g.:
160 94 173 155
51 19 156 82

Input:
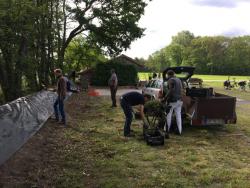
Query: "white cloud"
191 0 250 8
221 28 248 37
190 0 236 8
124 0 250 59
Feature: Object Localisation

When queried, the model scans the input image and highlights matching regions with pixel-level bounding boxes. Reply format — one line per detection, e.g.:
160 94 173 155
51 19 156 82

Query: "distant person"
159 79 169 99
223 76 231 90
108 69 118 107
163 70 183 135
152 72 157 79
224 78 231 90
157 73 161 79
238 81 246 91
120 92 150 137
80 76 89 91
53 69 67 126
145 76 152 87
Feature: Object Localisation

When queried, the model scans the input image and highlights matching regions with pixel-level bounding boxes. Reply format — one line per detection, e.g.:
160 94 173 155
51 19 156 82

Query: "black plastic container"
143 128 165 146
186 87 213 98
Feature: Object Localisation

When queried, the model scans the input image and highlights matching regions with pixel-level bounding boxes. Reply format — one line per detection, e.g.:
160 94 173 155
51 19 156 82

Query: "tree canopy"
145 30 250 75
64 36 106 72
0 0 150 102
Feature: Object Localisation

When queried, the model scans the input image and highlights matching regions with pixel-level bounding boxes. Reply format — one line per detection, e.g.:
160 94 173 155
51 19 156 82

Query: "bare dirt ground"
0 87 137 187
0 93 95 187
0 119 63 187
0 119 58 187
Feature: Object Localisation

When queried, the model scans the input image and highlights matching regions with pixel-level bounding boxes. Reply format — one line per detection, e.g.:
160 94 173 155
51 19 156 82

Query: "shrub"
144 100 165 117
91 61 138 86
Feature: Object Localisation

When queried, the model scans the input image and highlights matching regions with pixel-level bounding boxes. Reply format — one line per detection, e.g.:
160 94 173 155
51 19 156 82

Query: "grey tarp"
0 91 57 165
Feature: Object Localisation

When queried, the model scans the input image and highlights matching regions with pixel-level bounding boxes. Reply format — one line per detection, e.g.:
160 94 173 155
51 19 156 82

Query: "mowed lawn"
138 72 250 82
193 75 249 82
196 75 250 101
51 93 250 187
2 75 250 187
2 88 249 187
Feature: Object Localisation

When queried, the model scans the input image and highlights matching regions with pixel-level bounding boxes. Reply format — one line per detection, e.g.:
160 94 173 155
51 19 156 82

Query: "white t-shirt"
109 73 118 87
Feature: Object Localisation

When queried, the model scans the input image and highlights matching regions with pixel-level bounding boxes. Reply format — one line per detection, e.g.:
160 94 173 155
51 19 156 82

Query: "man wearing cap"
163 70 183 135
53 69 67 125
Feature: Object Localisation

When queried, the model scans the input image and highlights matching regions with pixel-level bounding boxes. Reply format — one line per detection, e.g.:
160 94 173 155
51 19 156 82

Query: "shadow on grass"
183 123 231 134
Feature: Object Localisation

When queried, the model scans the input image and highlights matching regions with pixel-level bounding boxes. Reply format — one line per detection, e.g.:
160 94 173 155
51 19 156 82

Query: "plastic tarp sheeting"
0 91 57 165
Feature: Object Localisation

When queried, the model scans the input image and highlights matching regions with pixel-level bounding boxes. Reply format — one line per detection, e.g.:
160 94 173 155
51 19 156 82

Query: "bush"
144 100 165 117
91 61 138 86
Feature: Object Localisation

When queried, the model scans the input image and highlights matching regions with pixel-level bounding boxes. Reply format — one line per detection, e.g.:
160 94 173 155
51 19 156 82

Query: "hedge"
91 61 138 86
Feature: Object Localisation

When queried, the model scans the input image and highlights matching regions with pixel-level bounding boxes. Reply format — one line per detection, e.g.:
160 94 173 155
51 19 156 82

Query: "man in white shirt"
108 69 118 107
164 70 183 135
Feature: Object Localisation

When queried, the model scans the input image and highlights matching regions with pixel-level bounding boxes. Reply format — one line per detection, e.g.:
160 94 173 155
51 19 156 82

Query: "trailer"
163 67 237 126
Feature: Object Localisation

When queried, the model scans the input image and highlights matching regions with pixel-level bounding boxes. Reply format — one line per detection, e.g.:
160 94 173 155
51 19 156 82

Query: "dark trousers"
53 96 65 122
110 86 117 107
120 98 133 136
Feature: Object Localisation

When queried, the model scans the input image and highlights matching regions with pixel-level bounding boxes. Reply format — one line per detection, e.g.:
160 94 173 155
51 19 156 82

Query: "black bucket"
143 128 165 146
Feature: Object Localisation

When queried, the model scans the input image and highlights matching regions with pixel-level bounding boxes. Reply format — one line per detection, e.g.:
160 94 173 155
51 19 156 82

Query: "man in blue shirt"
120 92 150 137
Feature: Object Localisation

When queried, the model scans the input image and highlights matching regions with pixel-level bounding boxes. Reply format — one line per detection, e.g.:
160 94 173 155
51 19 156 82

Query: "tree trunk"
47 0 55 84
55 0 62 69
0 42 24 102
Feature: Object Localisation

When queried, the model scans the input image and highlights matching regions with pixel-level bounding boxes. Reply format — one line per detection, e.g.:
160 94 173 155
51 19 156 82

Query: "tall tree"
146 30 250 75
57 0 150 66
172 30 195 47
165 44 183 67
0 0 150 102
166 31 195 67
0 0 35 101
64 36 106 72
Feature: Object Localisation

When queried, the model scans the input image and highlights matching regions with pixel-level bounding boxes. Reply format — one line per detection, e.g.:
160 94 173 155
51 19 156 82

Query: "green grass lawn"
138 72 155 80
50 93 250 187
2 90 250 187
203 82 250 101
194 75 250 81
138 72 250 81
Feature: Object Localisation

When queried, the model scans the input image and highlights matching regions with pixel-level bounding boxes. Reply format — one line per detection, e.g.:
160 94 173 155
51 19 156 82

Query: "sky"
123 0 250 59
